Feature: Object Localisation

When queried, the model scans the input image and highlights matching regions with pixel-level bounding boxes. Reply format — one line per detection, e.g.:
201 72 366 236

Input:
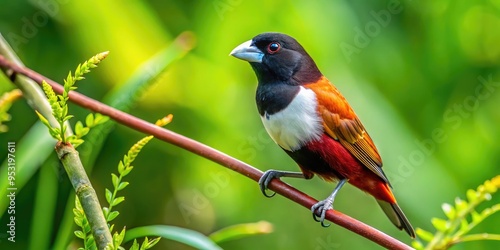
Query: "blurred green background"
1 0 499 249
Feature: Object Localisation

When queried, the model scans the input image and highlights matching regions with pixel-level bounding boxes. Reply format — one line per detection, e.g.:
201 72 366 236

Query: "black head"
230 33 322 85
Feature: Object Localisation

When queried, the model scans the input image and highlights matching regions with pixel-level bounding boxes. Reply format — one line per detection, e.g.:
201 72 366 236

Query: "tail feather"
377 200 415 238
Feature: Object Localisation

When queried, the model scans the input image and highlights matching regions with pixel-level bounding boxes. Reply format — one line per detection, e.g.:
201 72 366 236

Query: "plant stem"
453 233 500 244
0 33 72 135
0 53 412 250
56 142 112 249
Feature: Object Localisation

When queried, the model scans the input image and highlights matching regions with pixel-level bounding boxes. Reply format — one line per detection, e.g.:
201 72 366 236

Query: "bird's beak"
230 40 263 63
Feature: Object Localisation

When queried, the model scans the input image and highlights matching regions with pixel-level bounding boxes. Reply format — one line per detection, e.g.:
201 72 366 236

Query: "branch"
0 54 412 250
56 142 113 249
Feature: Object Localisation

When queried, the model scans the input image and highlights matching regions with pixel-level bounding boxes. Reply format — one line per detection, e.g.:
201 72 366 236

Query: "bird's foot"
258 170 282 198
258 170 305 197
311 198 334 227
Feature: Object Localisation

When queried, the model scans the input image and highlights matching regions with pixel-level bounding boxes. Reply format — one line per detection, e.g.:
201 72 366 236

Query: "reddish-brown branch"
0 55 412 250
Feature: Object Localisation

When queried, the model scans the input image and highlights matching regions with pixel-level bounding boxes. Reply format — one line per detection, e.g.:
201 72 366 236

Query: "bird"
230 32 415 237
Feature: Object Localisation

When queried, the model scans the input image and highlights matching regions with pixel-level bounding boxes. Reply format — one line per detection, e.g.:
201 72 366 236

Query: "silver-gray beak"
230 40 263 63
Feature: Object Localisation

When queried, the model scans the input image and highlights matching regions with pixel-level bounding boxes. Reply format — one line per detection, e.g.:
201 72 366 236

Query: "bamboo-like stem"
0 36 112 249
56 142 112 249
0 33 72 135
0 54 413 250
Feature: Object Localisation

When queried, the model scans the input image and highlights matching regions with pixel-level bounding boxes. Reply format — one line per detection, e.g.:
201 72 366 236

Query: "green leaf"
471 210 482 223
455 198 468 213
86 113 95 127
108 211 120 222
85 236 96 249
484 180 498 193
75 121 84 136
112 173 120 188
63 114 74 122
93 113 110 125
73 208 84 218
466 189 478 203
65 72 73 86
105 188 113 204
442 203 456 219
415 228 434 242
140 237 149 250
431 218 449 232
411 240 424 250
459 218 469 233
121 166 133 176
49 128 62 141
75 230 85 239
67 135 77 141
113 227 126 247
70 138 85 148
118 162 125 174
79 127 90 138
35 110 52 129
74 217 83 227
117 182 129 191
112 197 125 206
209 221 273 244
124 225 222 250
122 155 130 166
82 220 91 233
144 237 161 249
130 239 140 250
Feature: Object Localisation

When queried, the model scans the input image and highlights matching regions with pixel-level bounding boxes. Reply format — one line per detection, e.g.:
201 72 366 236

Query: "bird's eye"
267 42 281 54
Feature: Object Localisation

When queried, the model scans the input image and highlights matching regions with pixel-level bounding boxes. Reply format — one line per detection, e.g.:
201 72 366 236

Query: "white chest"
261 87 323 151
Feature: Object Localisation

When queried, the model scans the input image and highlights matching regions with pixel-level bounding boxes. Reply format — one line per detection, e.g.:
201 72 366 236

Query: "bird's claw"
311 199 333 227
258 170 280 198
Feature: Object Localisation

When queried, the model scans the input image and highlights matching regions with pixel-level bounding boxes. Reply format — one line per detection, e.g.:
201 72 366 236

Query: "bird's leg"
258 170 305 198
311 179 347 227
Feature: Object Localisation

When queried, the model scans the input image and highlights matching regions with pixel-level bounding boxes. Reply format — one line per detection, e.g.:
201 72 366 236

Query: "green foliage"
124 226 223 250
68 113 109 147
105 136 161 250
73 136 156 250
129 237 161 250
74 135 159 250
103 135 154 225
37 52 109 146
0 88 22 132
74 198 97 250
209 221 273 244
413 176 500 250
52 37 192 249
2 1 499 249
108 227 126 250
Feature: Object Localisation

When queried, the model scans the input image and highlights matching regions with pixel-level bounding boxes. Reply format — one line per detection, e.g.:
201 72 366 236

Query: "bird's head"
230 33 322 84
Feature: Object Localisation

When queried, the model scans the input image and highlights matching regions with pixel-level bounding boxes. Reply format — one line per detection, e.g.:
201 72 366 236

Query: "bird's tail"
377 200 415 238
